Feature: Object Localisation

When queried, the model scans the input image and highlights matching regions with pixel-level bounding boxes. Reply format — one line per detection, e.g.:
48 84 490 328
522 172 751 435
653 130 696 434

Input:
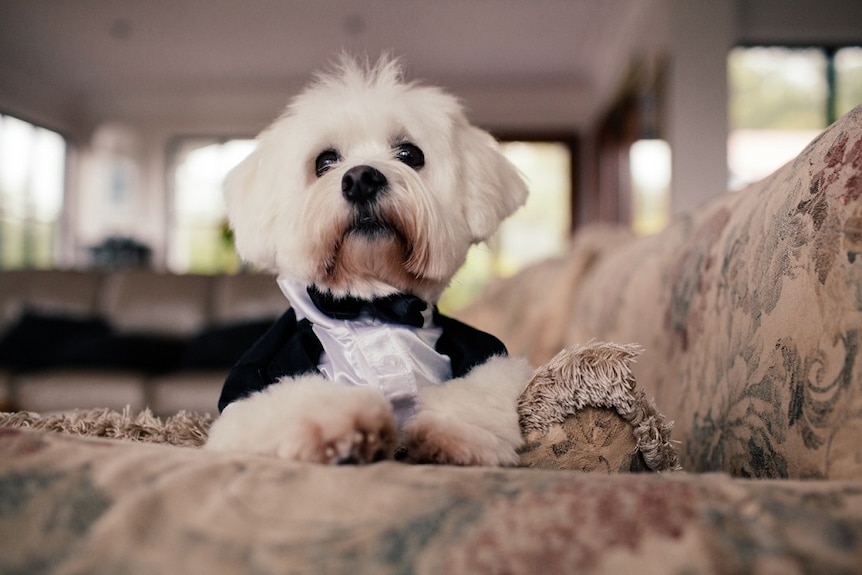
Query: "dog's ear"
223 144 280 271
458 126 529 242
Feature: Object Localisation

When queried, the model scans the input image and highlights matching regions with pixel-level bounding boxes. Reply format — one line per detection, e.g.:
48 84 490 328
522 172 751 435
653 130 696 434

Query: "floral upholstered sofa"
461 104 862 482
2 106 862 574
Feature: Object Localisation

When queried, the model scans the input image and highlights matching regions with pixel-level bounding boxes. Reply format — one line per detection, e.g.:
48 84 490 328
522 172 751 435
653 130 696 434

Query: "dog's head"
225 54 528 301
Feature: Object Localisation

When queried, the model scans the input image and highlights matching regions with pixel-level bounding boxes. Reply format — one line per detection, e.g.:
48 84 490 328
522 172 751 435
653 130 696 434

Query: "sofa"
0 269 286 414
460 104 862 482
1 105 861 574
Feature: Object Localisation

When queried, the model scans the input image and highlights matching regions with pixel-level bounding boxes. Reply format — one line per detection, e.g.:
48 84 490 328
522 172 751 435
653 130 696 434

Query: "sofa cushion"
179 319 274 370
13 370 148 413
148 372 226 416
0 270 103 332
457 224 635 366
570 106 862 479
99 270 213 337
0 311 112 369
3 429 862 574
210 273 285 325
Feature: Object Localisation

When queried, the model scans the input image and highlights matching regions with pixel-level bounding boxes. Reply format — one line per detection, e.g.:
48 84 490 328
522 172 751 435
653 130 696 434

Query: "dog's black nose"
342 165 387 204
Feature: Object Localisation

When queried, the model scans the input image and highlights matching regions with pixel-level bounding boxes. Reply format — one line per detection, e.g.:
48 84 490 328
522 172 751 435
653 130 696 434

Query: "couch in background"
0 269 286 414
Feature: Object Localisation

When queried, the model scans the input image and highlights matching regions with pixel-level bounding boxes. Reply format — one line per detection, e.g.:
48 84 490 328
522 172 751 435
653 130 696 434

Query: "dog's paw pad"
320 423 395 465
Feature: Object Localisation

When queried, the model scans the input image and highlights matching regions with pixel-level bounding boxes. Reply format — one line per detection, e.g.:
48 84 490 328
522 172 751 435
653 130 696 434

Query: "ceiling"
0 0 667 139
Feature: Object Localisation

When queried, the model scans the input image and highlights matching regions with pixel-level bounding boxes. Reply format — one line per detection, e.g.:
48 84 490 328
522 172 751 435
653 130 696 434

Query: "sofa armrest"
463 105 862 480
575 105 862 478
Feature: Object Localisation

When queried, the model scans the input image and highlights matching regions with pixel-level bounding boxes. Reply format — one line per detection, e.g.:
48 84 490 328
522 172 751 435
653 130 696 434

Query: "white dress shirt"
277 278 453 426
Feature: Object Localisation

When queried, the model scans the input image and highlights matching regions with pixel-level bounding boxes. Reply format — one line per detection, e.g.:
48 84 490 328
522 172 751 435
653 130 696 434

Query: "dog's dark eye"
394 143 425 170
315 149 340 177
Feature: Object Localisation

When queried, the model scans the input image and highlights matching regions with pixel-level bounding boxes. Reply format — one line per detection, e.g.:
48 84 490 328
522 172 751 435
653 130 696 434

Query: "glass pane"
630 139 671 235
729 47 828 130
31 128 65 221
727 47 828 191
496 142 572 272
836 47 862 118
0 114 65 268
438 141 571 312
0 115 35 220
169 138 256 274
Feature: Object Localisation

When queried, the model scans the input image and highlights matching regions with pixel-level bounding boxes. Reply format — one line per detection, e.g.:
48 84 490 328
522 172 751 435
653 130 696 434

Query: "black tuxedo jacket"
217 308 507 413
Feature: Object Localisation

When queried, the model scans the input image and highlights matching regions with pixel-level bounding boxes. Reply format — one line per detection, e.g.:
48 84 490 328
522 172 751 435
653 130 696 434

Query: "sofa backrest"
0 269 286 336
571 105 862 479
0 270 103 332
459 104 862 480
210 273 287 325
100 271 213 337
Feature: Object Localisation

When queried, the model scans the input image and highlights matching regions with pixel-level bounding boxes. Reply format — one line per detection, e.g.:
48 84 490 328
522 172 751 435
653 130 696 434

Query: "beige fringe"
0 406 212 448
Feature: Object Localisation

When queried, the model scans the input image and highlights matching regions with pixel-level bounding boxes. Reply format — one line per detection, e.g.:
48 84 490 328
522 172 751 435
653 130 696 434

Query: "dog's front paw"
402 413 520 466
400 356 532 466
205 376 397 464
302 397 397 465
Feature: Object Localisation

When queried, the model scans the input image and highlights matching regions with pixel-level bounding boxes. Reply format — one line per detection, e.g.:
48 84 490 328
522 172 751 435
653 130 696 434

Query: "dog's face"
225 55 528 301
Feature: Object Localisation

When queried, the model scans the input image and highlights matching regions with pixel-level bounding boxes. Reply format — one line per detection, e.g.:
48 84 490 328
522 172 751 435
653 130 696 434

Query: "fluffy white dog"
205 55 532 466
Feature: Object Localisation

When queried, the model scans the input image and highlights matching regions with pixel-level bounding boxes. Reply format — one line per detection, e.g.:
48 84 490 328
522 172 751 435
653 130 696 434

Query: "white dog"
205 55 532 466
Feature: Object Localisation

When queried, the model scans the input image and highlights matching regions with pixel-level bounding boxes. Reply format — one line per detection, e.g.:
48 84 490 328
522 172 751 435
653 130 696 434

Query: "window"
168 138 256 274
630 138 671 236
0 114 66 268
439 141 572 312
836 47 862 117
728 46 862 191
168 138 573 311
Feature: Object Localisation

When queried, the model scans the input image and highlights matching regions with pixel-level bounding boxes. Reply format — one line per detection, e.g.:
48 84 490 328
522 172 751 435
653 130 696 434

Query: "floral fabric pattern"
2 428 862 575
467 105 862 479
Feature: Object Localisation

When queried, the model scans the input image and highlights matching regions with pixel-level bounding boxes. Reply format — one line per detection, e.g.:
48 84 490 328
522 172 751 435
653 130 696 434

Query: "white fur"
402 355 533 466
224 54 527 301
206 374 397 463
205 54 531 466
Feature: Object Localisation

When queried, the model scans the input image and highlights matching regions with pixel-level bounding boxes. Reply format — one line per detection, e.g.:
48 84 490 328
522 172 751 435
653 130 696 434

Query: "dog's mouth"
347 208 402 240
315 202 443 298
321 207 415 278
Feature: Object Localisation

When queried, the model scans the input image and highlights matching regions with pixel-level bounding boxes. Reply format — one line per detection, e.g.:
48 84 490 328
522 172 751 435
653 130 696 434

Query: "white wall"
666 0 862 216
667 0 734 216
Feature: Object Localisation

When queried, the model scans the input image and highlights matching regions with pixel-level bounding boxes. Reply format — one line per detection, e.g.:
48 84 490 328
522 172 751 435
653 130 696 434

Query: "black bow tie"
306 285 428 328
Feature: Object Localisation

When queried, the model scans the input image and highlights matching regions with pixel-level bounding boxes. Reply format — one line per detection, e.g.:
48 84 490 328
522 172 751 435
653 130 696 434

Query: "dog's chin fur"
321 232 437 300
